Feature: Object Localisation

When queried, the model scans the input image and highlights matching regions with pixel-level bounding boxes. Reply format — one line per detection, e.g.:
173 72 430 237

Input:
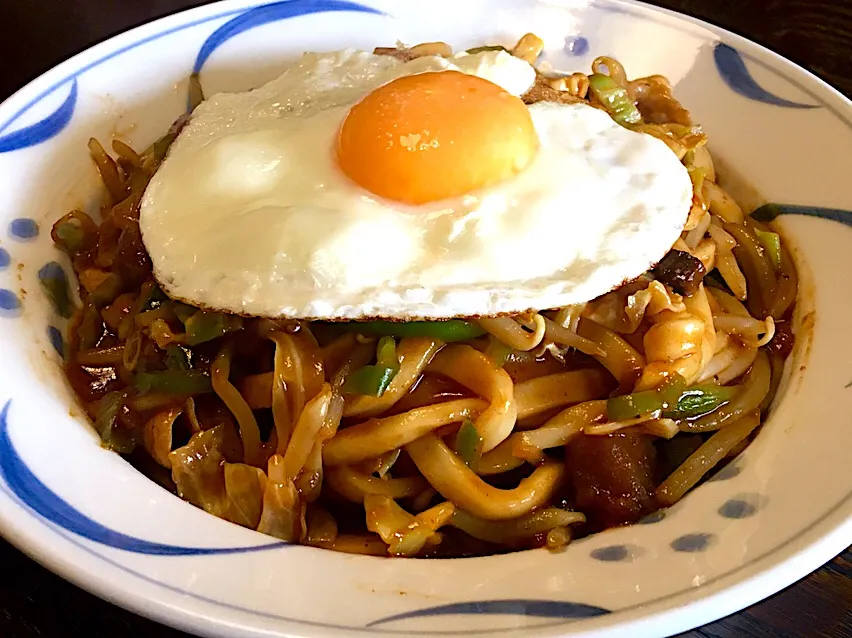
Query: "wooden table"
0 1 850 636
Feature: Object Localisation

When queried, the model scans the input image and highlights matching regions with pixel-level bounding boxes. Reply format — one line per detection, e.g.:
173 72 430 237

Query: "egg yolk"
336 71 539 205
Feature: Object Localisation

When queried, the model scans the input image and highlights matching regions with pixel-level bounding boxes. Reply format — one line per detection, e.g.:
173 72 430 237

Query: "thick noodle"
406 433 564 520
426 344 517 452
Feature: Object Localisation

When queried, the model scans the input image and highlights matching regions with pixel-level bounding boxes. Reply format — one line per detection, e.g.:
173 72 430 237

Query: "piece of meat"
521 75 584 106
566 431 657 530
373 47 415 62
652 249 707 296
768 318 795 358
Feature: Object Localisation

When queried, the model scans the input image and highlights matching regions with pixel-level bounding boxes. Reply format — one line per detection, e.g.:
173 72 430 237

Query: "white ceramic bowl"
0 1 850 636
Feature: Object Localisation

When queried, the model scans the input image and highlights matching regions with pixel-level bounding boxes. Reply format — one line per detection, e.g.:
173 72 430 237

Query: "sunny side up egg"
139 48 693 320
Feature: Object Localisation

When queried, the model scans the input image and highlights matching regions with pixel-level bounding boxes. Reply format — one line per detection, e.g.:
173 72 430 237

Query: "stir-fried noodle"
52 35 796 557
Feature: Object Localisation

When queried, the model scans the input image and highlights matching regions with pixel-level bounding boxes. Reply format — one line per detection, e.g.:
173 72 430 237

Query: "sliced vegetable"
183 310 243 345
344 366 397 397
88 138 126 202
143 114 189 170
376 336 398 369
344 336 400 397
687 165 707 207
135 370 212 395
89 272 123 307
754 228 782 270
608 375 737 422
465 45 508 54
344 319 484 342
663 384 737 419
77 302 103 350
172 302 196 324
484 335 513 368
122 330 144 372
455 419 483 469
165 345 190 371
119 282 161 339
588 73 642 126
51 210 98 254
607 374 686 421
94 391 138 453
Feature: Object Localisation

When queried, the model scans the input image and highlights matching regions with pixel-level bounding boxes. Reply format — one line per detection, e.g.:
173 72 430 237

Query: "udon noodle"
51 34 797 557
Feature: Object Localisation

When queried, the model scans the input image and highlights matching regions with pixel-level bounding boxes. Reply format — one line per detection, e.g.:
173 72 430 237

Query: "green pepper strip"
172 302 196 324
183 310 243 345
94 391 138 453
455 419 483 470
465 45 508 54
588 73 643 126
345 319 485 342
754 228 782 270
663 385 737 419
89 272 123 308
688 165 707 206
344 336 400 397
165 345 190 372
484 336 512 369
135 370 212 395
608 376 738 422
52 211 98 255
344 366 396 397
607 374 686 421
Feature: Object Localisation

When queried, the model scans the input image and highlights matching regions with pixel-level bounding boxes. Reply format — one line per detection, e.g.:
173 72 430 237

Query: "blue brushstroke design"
590 545 631 562
563 35 589 56
713 44 818 109
0 248 9 269
718 498 758 519
9 218 39 240
0 81 78 153
47 326 64 358
193 0 384 74
367 599 610 627
751 203 852 226
0 400 286 556
0 289 21 314
670 533 714 553
708 463 741 482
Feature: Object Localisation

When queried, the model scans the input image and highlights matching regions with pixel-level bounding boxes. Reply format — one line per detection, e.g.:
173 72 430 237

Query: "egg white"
140 49 692 320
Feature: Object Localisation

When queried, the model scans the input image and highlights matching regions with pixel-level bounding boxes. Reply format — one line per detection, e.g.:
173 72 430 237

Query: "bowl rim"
0 1 850 637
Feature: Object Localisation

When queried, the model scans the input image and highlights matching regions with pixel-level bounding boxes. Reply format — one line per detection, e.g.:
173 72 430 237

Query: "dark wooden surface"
0 1 850 636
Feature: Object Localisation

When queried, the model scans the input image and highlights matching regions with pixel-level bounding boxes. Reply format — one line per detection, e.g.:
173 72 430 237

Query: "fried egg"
139 48 692 320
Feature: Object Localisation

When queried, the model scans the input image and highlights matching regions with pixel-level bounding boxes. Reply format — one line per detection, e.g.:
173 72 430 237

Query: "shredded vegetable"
183 310 243 345
345 319 485 342
344 336 400 397
454 419 484 469
664 385 737 419
136 370 212 395
165 345 190 371
588 73 642 125
465 45 508 54
94 392 138 453
607 374 685 421
755 228 782 270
